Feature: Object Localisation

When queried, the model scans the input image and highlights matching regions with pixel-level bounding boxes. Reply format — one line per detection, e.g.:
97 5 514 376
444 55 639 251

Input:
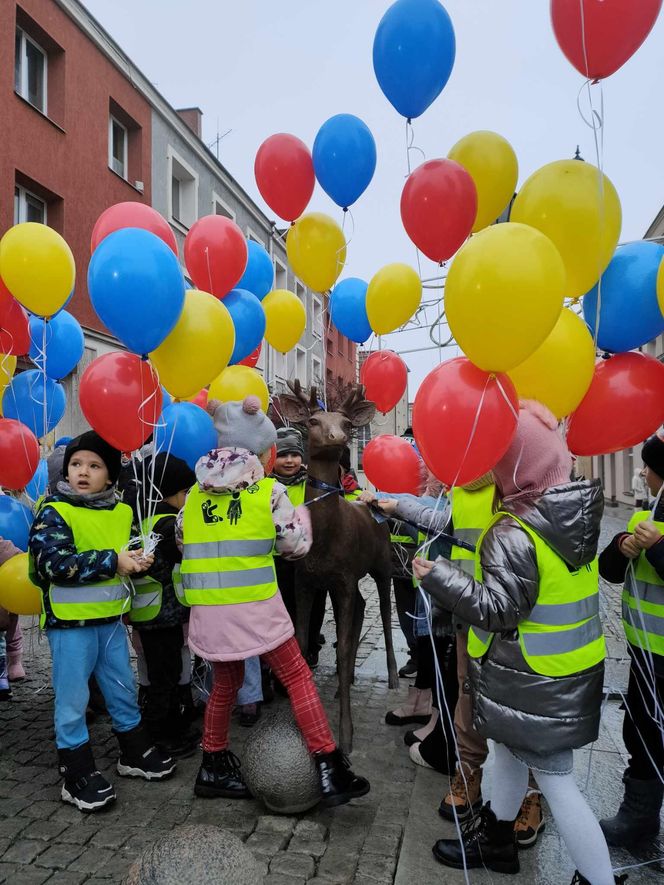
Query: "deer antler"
339 384 365 417
286 379 321 414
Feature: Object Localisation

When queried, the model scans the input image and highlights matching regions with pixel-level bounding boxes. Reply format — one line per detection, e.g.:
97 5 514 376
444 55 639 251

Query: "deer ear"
347 400 376 427
280 395 311 424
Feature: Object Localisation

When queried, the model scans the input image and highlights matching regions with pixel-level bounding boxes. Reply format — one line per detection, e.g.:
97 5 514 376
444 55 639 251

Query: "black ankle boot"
600 773 663 847
58 743 116 813
315 748 370 807
570 872 628 884
115 725 176 780
432 802 519 874
194 750 251 799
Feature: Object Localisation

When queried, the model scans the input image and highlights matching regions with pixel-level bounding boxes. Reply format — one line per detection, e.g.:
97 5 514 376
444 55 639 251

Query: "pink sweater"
176 448 312 662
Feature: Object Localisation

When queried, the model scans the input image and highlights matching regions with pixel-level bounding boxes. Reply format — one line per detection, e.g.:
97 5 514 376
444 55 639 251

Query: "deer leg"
334 585 355 754
375 575 399 690
294 574 315 657
349 590 366 685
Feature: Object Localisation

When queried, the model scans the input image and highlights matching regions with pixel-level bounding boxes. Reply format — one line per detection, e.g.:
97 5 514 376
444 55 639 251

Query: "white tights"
490 743 614 885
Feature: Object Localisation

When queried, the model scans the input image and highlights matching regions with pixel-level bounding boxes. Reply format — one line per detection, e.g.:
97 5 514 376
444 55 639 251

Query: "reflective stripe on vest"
622 511 664 657
44 501 133 622
180 479 278 606
467 511 605 677
450 486 495 579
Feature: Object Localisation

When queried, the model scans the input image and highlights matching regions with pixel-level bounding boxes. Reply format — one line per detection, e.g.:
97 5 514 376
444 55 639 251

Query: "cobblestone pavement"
0 506 662 884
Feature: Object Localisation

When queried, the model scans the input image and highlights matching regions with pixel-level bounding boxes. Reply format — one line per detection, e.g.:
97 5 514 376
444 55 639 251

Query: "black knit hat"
63 431 122 485
276 427 305 458
641 434 664 480
148 452 196 499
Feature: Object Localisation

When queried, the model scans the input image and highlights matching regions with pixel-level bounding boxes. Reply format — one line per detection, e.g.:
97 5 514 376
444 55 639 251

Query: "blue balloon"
330 278 371 343
154 402 217 470
161 387 173 411
313 115 377 209
373 0 456 120
583 242 664 353
88 228 185 355
29 310 85 380
0 496 34 551
236 240 275 301
26 459 49 502
54 436 72 447
224 289 266 364
2 370 66 438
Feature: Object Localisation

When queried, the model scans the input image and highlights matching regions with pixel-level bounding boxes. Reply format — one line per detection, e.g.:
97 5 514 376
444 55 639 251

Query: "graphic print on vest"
227 492 243 525
201 500 222 524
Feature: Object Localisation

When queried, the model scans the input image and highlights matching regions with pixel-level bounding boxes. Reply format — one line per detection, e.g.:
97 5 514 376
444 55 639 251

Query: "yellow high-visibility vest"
622 511 664 657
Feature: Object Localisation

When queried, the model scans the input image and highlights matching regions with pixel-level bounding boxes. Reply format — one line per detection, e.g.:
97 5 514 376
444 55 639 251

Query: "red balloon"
189 389 208 410
91 202 178 256
551 0 662 80
363 435 422 494
184 215 248 299
79 352 162 452
254 134 315 222
413 358 519 486
0 279 30 355
239 342 262 369
400 159 477 263
0 418 39 489
567 353 664 456
360 350 408 414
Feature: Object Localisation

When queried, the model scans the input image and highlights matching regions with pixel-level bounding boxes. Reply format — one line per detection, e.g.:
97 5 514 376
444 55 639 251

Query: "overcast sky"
84 0 664 396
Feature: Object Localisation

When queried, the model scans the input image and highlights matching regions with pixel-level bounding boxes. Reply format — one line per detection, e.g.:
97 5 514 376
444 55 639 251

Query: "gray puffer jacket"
421 479 605 754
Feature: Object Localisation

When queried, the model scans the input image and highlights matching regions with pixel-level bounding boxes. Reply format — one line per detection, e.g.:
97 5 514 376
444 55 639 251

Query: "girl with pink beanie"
413 401 622 885
177 396 369 807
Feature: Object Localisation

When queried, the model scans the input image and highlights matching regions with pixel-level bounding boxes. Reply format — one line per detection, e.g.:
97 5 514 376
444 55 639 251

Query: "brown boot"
515 789 545 848
385 687 432 726
439 763 483 821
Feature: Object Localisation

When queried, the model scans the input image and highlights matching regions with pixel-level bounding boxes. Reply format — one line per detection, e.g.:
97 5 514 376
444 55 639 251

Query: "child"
415 402 622 885
598 432 664 846
129 452 198 757
0 538 20 701
29 431 176 813
181 396 369 805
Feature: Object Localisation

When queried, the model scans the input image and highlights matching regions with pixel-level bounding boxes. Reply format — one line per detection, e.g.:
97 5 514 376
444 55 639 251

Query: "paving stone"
0 816 30 839
33 843 84 870
89 826 133 850
255 815 298 836
264 875 304 885
42 873 89 885
245 830 289 858
293 819 327 841
0 796 32 817
269 851 316 879
0 864 21 885
2 838 48 864
67 846 115 874
57 825 98 846
288 837 327 858
21 820 69 842
355 851 398 883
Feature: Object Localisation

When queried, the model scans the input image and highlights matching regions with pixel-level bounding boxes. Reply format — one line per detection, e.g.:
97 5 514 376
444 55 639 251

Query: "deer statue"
280 381 399 753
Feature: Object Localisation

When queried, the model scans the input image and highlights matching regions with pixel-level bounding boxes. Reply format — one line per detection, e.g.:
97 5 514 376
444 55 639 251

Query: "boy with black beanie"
598 432 664 848
130 452 198 757
29 431 176 813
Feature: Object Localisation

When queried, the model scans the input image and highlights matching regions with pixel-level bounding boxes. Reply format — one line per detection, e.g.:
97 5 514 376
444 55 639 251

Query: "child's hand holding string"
413 557 434 582
117 550 154 576
632 520 663 551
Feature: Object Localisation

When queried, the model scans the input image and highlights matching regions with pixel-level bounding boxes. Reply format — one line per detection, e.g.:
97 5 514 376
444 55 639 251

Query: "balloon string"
341 208 355 249
404 119 424 281
448 373 492 491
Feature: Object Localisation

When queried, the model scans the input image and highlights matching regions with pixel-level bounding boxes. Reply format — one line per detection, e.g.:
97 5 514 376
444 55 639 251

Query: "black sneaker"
570 873 628 885
238 703 262 727
194 750 251 799
115 725 176 780
58 743 116 813
155 729 200 759
398 658 418 679
306 650 320 669
315 748 370 808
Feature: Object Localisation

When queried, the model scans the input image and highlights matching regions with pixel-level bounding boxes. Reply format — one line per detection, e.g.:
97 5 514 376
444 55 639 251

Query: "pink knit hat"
492 400 572 502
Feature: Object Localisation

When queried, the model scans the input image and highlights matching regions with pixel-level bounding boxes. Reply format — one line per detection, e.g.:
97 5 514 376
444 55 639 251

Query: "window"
312 295 323 339
213 193 235 220
295 347 307 386
272 347 287 380
274 258 288 292
14 184 46 224
312 356 322 387
326 336 333 356
338 330 344 357
247 227 266 247
357 424 372 469
168 148 198 230
108 116 128 179
15 27 47 113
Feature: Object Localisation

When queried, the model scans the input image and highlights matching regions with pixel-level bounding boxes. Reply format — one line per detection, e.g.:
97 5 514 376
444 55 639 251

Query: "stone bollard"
242 706 322 814
123 824 263 885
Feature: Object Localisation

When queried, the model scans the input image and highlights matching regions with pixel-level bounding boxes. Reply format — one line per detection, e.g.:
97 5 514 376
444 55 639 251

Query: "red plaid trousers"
202 636 336 755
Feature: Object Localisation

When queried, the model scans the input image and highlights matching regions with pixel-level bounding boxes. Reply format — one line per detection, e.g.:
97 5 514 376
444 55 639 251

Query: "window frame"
212 192 236 220
274 256 288 292
312 294 324 339
15 27 48 114
295 345 308 387
108 114 128 180
14 183 47 225
167 146 199 232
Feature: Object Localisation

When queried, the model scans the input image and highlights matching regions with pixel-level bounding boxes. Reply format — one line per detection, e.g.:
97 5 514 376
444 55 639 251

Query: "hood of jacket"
195 447 265 495
502 479 603 569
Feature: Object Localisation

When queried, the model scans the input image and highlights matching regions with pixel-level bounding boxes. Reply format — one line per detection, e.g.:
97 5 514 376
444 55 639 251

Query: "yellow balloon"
445 223 566 372
448 131 518 233
366 263 422 335
511 160 621 300
0 223 75 317
657 257 664 319
1 353 17 391
263 289 306 353
0 553 42 616
150 289 235 399
507 309 596 419
209 365 270 413
286 213 346 293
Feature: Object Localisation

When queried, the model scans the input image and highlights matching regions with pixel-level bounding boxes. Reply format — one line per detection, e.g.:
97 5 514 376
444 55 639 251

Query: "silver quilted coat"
421 479 605 754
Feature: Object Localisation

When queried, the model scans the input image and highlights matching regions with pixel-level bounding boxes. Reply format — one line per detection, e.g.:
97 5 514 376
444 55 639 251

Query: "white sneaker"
409 742 434 770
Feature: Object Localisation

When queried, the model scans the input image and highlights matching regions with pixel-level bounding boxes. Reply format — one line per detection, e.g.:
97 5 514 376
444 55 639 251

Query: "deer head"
281 380 376 461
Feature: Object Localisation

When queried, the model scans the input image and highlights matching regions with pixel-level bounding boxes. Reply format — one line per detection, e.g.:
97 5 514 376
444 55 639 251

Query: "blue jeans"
236 655 263 705
47 623 141 749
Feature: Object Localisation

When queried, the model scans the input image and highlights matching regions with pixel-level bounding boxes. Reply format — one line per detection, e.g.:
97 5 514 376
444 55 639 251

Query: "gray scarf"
56 480 118 509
